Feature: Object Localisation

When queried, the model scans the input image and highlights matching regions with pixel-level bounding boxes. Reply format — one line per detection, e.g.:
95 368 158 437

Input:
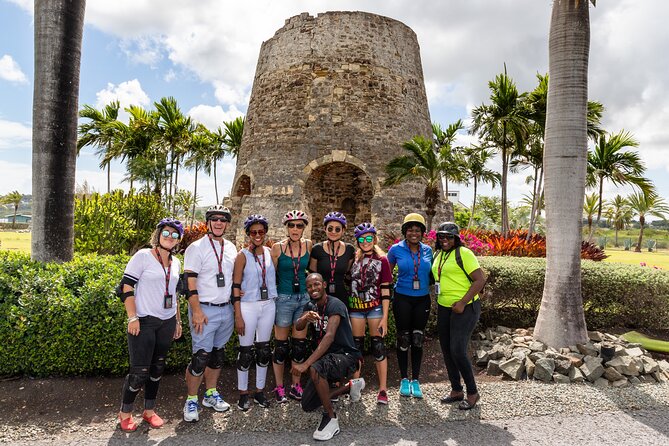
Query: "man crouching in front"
291 273 364 441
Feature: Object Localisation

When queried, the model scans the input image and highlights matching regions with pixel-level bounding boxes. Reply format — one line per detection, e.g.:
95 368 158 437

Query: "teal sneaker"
410 380 423 399
399 378 411 397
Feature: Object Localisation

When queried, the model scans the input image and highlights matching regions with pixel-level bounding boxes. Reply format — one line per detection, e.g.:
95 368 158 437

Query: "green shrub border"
1 251 668 377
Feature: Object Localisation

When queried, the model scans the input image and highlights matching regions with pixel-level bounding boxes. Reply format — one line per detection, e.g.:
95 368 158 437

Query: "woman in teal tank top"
270 210 313 403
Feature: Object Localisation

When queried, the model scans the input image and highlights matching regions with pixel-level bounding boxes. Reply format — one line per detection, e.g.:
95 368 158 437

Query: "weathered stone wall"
227 11 453 246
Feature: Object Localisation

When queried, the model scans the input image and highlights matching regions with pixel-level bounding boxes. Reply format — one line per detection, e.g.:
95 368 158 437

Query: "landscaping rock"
534 358 555 382
603 367 624 382
607 356 640 376
475 349 490 367
624 347 644 358
525 358 535 379
512 347 531 360
566 353 584 368
496 326 513 334
611 379 629 388
629 376 641 385
569 366 585 383
486 360 503 377
588 331 603 342
641 357 659 374
593 377 609 388
577 343 598 357
580 357 605 382
528 351 546 363
499 357 524 381
553 373 570 384
554 359 572 375
652 371 668 383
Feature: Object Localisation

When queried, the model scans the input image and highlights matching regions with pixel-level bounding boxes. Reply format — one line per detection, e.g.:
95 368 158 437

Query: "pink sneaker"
377 390 388 405
274 385 288 404
289 383 303 401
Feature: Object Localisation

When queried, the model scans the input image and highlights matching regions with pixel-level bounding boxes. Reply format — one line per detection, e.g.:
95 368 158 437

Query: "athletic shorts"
301 352 361 412
275 292 311 328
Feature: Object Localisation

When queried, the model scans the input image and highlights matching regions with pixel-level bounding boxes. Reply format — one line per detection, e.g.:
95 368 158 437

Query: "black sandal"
458 393 480 410
440 394 464 404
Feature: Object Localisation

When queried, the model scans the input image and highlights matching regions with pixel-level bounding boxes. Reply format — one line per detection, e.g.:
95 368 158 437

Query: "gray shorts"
188 303 234 353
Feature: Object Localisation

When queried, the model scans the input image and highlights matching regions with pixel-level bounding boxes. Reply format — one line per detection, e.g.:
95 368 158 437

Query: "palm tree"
433 120 467 199
210 127 230 204
77 101 121 193
534 0 591 348
0 191 23 228
604 195 632 247
155 97 192 212
583 193 599 237
471 66 529 235
222 116 245 159
122 106 164 196
627 192 669 252
384 135 443 231
32 0 86 262
586 130 653 241
185 125 215 224
461 145 500 229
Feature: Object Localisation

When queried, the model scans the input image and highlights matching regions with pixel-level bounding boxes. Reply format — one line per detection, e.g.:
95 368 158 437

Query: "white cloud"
0 55 28 84
187 104 244 130
94 79 151 122
119 36 164 67
0 160 31 195
0 119 31 150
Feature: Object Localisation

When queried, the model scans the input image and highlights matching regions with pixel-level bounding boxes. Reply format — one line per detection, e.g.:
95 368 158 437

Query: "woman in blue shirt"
387 213 433 399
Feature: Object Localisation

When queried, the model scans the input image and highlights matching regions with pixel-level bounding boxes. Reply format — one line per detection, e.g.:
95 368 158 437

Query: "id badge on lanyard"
164 294 173 309
216 272 226 287
328 283 336 294
412 279 420 290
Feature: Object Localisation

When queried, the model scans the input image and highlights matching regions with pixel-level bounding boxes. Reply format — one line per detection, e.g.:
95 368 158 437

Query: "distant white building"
445 190 460 203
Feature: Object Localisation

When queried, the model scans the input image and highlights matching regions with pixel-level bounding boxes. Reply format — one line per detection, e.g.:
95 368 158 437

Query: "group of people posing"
116 205 487 441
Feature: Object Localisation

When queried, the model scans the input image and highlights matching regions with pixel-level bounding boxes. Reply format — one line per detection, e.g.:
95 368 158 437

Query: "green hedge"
1 251 668 377
478 257 669 330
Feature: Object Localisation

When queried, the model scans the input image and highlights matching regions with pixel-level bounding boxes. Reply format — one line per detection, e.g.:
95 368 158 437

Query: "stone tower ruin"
227 11 450 244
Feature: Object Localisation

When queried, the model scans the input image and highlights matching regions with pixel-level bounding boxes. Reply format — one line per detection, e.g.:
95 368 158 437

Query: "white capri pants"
237 299 276 391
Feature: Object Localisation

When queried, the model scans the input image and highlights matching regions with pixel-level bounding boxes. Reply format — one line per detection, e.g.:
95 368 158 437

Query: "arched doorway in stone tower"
304 162 373 243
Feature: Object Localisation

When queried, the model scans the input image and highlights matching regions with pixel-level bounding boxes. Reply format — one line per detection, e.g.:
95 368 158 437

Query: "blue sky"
1 0 668 215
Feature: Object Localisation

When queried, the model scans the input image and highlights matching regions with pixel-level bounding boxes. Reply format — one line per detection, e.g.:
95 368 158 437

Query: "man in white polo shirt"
182 205 237 422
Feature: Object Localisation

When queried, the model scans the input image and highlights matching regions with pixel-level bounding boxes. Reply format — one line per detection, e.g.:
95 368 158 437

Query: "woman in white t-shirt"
117 218 184 432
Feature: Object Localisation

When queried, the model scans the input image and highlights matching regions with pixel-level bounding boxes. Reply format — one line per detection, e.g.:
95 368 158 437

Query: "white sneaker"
183 399 200 422
348 378 365 402
202 391 231 412
313 413 340 441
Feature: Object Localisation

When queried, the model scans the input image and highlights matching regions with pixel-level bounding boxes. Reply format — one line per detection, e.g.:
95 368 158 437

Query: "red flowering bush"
179 222 208 253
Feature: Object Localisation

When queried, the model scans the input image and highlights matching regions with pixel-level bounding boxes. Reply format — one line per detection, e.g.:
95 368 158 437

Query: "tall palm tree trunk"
527 166 539 240
468 177 479 229
587 176 604 242
32 0 86 262
534 0 589 348
635 216 645 252
173 156 180 214
106 162 111 193
192 160 199 226
501 139 510 235
12 204 18 229
213 159 219 204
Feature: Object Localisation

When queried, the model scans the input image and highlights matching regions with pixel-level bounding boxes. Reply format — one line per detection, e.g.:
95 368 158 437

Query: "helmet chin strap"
157 243 172 252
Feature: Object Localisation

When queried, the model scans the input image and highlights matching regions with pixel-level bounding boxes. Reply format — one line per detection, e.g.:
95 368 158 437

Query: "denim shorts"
188 304 234 353
349 305 383 319
275 292 311 328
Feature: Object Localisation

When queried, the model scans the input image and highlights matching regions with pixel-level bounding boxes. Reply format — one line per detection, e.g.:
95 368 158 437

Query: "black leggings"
120 315 176 413
392 293 430 380
437 300 481 395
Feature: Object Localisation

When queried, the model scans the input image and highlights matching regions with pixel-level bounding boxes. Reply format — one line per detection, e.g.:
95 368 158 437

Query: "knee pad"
149 357 166 382
273 339 290 365
370 336 387 362
188 349 210 377
412 330 425 349
291 338 308 364
397 330 411 352
127 366 149 392
208 347 226 370
236 345 255 371
353 336 365 354
255 341 272 367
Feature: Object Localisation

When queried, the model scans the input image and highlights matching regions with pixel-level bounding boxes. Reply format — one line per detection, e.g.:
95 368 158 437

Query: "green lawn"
0 232 30 253
603 247 669 270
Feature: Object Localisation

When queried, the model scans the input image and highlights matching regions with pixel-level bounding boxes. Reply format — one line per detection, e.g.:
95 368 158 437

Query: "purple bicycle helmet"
282 210 309 226
354 222 377 239
323 211 347 227
244 214 269 234
156 218 184 237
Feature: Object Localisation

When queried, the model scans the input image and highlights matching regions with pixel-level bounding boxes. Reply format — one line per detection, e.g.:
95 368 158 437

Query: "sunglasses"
287 222 305 229
357 235 374 243
249 229 266 236
209 217 229 222
161 230 180 239
437 233 456 239
326 226 342 233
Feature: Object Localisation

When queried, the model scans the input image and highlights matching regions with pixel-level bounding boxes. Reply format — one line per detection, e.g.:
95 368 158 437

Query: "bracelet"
127 316 139 324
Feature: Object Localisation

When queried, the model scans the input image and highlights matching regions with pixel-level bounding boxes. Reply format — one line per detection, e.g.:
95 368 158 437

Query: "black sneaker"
254 391 270 408
237 393 250 411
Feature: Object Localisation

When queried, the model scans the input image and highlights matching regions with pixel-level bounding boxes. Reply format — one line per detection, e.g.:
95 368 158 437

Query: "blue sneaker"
399 378 411 397
410 380 423 399
183 399 199 422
